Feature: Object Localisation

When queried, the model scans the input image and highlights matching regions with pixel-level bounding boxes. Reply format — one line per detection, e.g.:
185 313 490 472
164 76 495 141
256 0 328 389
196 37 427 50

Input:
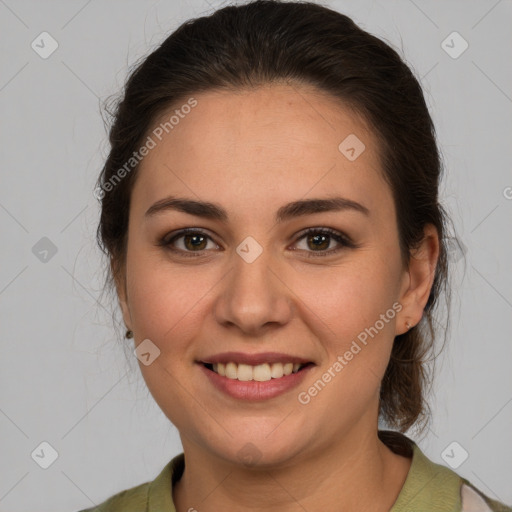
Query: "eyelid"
161 227 215 245
294 226 353 244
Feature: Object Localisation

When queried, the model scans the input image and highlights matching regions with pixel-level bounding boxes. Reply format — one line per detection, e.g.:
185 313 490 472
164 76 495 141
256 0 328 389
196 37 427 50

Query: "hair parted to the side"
96 0 455 435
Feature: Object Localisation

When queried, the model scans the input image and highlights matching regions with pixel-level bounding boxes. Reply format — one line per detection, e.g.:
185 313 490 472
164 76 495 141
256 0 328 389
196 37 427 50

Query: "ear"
396 224 440 335
111 258 132 331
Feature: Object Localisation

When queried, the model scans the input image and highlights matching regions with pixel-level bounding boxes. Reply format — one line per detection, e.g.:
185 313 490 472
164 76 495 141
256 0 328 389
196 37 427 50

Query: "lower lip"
199 363 314 401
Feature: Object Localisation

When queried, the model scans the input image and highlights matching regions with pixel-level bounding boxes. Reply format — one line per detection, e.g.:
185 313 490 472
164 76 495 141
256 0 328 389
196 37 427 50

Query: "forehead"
132 83 391 220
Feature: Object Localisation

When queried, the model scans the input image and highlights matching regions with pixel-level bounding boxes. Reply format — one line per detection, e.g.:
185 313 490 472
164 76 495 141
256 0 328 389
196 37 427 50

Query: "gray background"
1 0 511 510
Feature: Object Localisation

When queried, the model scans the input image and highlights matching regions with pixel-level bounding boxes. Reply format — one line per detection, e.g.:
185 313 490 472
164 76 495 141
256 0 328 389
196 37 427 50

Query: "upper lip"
198 352 313 366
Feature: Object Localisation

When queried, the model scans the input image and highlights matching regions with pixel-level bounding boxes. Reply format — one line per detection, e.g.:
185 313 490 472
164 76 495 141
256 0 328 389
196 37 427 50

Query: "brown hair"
96 0 454 434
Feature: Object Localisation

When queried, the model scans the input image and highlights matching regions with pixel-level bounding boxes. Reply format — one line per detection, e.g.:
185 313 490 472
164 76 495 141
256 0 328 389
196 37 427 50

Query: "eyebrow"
145 195 370 223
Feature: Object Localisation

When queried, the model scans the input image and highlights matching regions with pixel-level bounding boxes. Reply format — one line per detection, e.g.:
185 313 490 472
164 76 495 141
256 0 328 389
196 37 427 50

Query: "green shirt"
77 431 511 511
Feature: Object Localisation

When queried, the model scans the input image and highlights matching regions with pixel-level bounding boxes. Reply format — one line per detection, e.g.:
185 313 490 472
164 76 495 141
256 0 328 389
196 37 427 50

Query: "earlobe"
111 259 132 331
396 224 440 335
118 293 132 332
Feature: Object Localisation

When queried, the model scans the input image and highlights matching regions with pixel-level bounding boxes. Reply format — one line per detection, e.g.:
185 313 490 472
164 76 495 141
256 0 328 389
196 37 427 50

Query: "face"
117 83 418 466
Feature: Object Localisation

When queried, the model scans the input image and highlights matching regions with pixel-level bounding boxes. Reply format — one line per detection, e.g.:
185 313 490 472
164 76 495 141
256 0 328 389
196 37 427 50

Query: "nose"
214 247 293 336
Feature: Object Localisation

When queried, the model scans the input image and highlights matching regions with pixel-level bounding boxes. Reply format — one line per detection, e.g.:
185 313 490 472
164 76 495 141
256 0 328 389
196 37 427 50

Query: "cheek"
125 253 212 428
294 269 400 416
289 261 401 402
292 258 399 337
125 243 210 339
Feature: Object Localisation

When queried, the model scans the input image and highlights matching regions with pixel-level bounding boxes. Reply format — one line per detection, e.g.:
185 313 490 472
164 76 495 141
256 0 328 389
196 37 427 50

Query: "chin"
207 429 309 470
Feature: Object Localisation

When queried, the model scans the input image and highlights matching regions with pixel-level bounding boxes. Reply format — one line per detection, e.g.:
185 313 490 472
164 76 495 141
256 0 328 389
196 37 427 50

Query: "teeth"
237 363 253 381
270 363 284 379
225 362 237 379
210 361 305 381
253 363 271 382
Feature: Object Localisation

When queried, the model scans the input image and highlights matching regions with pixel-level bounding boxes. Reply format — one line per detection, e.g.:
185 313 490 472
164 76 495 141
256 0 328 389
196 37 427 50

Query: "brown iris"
183 234 208 251
307 233 330 251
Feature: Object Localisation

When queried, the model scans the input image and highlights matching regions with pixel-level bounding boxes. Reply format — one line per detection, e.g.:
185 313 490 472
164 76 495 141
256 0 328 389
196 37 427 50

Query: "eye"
159 228 220 257
291 228 356 258
158 227 356 258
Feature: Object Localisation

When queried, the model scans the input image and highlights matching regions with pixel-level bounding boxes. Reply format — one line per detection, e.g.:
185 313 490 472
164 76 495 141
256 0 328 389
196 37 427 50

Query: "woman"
82 1 511 510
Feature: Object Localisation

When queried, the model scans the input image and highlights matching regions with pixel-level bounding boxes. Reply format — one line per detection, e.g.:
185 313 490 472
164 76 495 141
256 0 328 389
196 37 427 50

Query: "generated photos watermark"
93 97 198 200
297 301 403 405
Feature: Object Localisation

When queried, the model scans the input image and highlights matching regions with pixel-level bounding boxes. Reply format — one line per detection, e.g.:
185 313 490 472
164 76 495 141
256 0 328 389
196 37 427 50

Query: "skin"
115 82 439 511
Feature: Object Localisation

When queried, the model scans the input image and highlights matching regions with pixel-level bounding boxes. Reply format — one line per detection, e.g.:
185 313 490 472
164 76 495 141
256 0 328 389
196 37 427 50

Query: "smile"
199 359 315 401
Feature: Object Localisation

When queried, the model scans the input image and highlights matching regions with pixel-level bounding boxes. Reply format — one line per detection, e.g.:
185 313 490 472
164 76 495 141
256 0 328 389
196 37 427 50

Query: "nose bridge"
215 241 292 333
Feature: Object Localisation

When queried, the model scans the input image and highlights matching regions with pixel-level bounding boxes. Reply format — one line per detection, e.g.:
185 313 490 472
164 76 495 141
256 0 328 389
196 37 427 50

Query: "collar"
146 430 463 511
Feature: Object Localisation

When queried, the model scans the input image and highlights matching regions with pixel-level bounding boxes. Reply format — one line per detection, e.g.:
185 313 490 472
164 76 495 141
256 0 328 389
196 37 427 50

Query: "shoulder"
460 480 512 512
75 480 151 511
380 430 512 512
75 453 184 512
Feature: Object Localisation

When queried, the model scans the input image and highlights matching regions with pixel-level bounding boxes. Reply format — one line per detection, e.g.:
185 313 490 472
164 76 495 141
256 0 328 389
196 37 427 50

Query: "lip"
198 361 315 401
198 351 313 366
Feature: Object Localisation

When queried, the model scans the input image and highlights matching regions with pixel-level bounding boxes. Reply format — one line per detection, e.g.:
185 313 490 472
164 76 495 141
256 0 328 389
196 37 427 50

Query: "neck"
173 427 412 512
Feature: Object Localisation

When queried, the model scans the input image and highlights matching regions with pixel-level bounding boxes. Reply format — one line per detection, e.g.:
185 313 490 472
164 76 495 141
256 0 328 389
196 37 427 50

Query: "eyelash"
158 227 356 259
